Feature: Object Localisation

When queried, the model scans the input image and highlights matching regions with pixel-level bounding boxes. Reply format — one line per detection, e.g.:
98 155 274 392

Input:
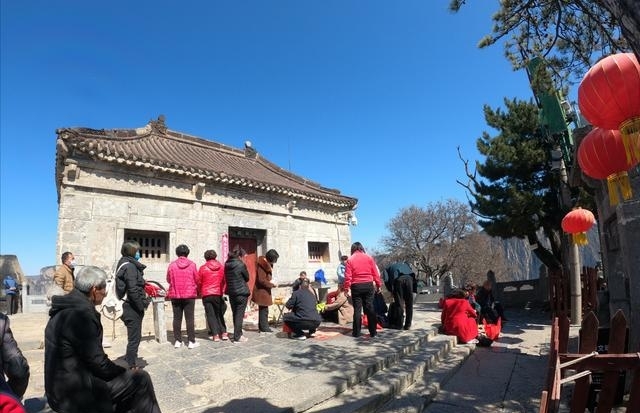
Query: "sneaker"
188 341 200 349
221 333 229 341
234 336 248 343
307 332 316 338
174 341 183 348
260 328 274 333
292 334 307 340
212 336 221 342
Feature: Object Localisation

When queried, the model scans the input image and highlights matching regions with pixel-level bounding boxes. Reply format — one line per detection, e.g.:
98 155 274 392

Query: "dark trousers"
202 295 227 337
6 294 17 315
171 298 196 343
108 369 161 413
393 276 414 329
283 317 320 336
350 282 377 337
121 303 143 368
258 305 271 332
229 295 248 341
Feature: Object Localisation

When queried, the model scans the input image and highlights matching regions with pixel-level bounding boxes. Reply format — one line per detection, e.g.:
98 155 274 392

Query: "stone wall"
56 157 353 284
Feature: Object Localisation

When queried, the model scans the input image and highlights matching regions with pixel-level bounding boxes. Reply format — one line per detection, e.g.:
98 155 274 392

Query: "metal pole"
557 154 582 324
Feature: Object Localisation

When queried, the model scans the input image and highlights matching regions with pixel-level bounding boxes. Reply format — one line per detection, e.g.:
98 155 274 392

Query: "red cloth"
361 314 383 331
325 290 339 305
0 392 26 413
343 251 382 290
483 317 502 340
441 297 478 343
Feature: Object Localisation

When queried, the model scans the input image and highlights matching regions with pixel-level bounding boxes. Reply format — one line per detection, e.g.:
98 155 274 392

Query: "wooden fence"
548 266 600 320
539 310 640 412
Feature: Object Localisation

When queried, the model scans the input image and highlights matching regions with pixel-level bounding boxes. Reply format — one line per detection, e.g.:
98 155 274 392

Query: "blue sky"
1 1 534 275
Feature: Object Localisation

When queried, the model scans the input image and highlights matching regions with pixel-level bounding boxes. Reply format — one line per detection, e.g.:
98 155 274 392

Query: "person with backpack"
115 240 149 370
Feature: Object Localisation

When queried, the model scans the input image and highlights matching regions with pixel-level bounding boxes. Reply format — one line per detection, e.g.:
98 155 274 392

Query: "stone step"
374 344 474 413
303 332 473 413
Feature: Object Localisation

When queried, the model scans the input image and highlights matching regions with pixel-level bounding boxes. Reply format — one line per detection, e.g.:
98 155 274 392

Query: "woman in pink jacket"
167 244 199 349
197 250 228 341
344 242 382 338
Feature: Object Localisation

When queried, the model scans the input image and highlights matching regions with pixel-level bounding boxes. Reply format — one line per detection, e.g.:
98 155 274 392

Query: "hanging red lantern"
578 52 640 163
561 208 596 246
578 127 639 205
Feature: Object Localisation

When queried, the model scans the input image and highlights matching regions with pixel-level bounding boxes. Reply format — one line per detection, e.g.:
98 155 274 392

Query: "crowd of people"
2 239 505 412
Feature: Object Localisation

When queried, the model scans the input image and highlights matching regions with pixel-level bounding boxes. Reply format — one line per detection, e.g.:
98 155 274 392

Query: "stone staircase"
303 327 473 413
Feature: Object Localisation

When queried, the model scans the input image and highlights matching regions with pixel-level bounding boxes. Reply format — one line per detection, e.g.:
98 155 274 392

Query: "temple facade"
54 116 358 285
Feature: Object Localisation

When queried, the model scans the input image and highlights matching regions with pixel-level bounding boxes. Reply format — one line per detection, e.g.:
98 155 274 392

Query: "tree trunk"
598 0 640 61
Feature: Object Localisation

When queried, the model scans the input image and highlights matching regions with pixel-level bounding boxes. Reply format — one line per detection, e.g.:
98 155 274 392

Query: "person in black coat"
224 247 251 343
475 279 507 323
283 279 322 340
0 313 29 401
383 262 417 330
44 266 161 413
115 240 150 369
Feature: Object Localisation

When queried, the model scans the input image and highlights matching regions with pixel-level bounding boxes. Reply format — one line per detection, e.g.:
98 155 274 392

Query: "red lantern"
578 53 640 163
577 127 639 205
561 208 596 246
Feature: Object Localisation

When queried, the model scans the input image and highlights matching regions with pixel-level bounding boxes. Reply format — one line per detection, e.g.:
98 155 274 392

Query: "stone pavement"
8 301 558 413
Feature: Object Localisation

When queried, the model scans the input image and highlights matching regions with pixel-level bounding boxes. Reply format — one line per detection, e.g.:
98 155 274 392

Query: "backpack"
101 263 128 321
387 301 404 330
114 262 130 300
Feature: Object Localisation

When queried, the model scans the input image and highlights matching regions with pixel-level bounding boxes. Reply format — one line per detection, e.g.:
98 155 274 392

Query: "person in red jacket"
197 249 228 342
343 242 382 338
441 289 479 344
167 244 199 349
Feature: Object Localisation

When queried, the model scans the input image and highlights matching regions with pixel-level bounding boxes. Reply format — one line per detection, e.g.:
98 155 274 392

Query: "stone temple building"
54 116 358 288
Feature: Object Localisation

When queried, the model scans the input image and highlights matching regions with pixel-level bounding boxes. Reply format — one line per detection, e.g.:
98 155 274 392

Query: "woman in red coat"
441 289 478 344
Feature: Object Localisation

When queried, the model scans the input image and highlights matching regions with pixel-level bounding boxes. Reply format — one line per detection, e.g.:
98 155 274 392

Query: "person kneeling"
45 266 161 413
283 279 321 340
320 282 353 325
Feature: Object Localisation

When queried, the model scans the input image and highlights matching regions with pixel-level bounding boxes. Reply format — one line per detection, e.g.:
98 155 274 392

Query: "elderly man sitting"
45 266 162 413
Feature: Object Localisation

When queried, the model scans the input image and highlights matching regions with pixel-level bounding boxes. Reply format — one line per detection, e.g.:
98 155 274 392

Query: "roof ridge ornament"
244 140 258 159
149 115 167 134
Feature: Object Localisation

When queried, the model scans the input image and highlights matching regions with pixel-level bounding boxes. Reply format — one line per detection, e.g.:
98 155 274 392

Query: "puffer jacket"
224 257 250 297
197 259 226 297
167 256 198 299
115 256 147 314
0 314 29 398
45 289 125 413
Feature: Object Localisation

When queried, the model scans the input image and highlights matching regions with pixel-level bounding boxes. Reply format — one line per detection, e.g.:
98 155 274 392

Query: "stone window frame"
308 242 330 263
124 229 170 263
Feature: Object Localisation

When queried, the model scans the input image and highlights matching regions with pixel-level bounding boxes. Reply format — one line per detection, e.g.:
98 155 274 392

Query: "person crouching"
283 278 321 340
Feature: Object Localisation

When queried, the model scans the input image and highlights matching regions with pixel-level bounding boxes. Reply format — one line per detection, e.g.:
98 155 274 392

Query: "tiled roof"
55 117 357 209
